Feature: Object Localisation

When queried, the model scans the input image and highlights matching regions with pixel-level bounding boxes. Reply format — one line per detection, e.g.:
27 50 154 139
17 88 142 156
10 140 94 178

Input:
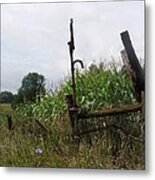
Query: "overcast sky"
1 0 144 93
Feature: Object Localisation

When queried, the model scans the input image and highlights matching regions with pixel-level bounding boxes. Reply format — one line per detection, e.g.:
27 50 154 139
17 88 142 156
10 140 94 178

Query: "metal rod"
78 103 143 119
68 19 77 107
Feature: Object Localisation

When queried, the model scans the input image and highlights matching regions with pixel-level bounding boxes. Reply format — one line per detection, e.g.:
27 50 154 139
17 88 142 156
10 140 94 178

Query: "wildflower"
35 148 43 155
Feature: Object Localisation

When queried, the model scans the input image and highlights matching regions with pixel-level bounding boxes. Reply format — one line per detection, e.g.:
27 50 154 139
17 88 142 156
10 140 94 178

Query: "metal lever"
68 19 84 107
73 59 84 69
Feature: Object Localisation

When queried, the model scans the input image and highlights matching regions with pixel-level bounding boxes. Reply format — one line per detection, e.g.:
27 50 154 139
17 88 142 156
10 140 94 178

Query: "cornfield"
15 64 136 123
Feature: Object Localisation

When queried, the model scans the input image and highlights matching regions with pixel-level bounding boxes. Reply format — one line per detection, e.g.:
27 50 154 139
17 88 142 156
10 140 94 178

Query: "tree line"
0 72 46 107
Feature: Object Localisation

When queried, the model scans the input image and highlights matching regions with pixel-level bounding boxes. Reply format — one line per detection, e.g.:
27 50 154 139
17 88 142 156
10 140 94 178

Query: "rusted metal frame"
79 123 143 143
72 102 143 151
67 102 142 145
77 103 143 119
67 19 84 146
66 22 144 148
120 31 145 140
76 103 143 141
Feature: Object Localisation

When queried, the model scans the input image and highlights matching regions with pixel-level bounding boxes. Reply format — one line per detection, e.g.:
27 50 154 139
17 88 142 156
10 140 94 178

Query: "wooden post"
66 95 80 147
7 115 13 130
120 31 145 102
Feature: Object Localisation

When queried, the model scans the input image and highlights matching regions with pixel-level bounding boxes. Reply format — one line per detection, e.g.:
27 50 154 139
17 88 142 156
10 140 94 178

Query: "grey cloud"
1 1 144 93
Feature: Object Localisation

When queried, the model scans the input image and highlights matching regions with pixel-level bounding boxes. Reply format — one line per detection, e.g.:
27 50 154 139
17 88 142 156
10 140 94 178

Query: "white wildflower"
35 148 43 155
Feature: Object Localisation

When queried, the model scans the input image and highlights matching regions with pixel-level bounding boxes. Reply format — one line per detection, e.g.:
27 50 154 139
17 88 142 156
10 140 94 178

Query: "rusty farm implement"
66 19 145 151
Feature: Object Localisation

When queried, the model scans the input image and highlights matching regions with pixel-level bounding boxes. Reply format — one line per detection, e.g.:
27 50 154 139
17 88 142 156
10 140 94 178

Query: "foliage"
0 91 14 104
13 72 46 106
16 64 136 122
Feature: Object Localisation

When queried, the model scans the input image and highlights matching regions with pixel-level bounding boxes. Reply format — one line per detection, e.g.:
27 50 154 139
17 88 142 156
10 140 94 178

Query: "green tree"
0 91 14 103
17 72 46 103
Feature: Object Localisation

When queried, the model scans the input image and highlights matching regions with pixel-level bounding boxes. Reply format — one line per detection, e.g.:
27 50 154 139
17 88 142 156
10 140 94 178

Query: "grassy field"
0 66 145 169
0 105 144 169
0 104 114 168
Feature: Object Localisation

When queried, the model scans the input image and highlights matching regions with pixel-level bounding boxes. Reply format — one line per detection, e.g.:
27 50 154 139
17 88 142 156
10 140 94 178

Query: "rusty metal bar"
78 103 142 119
66 94 80 146
67 19 84 107
68 19 77 107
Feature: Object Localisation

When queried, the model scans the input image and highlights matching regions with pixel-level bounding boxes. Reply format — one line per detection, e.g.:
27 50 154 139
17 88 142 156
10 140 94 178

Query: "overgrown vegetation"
0 91 14 104
15 64 136 122
0 62 145 169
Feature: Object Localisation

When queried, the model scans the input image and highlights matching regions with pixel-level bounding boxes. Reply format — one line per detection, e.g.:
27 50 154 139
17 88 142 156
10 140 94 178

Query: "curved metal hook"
73 59 84 69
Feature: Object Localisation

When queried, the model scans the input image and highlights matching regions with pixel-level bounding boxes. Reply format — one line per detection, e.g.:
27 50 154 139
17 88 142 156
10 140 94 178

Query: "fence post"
7 115 13 130
66 95 80 147
120 31 144 102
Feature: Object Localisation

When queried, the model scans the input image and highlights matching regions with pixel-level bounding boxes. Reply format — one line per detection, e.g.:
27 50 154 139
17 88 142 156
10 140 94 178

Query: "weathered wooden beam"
78 103 142 119
120 31 144 102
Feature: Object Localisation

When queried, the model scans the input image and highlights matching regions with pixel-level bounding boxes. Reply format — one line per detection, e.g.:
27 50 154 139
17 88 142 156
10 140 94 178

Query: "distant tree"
0 91 14 103
17 72 46 104
11 94 23 108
